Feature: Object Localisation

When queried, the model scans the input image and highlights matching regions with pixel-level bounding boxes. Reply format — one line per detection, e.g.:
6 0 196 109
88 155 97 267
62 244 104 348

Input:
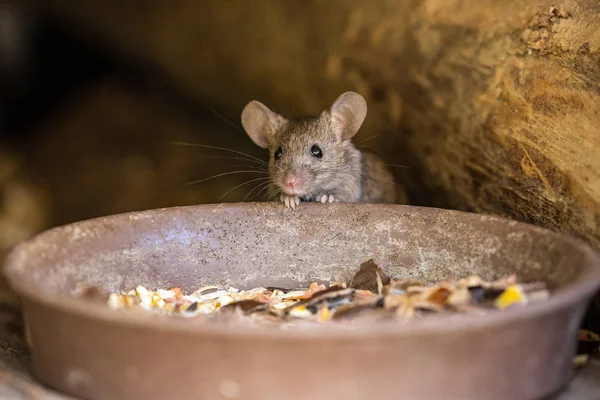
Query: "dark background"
0 9 290 263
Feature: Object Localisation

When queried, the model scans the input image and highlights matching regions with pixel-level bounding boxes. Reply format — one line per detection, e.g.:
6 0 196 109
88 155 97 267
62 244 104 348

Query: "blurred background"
0 1 598 314
0 1 426 264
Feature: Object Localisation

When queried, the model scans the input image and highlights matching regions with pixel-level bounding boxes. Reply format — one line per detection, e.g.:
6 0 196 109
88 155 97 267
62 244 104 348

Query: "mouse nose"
286 175 297 188
285 173 301 189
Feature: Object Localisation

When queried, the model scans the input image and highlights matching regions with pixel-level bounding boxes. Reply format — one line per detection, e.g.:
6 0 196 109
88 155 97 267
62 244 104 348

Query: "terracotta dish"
4 203 600 400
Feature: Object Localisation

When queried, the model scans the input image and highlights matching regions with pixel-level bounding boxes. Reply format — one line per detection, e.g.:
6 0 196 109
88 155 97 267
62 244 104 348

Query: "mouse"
240 91 396 209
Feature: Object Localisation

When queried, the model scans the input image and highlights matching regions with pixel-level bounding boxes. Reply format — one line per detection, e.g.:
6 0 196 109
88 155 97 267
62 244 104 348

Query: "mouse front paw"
316 194 335 204
280 194 301 209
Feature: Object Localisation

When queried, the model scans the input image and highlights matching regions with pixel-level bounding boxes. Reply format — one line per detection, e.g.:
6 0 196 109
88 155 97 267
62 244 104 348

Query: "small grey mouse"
240 91 396 209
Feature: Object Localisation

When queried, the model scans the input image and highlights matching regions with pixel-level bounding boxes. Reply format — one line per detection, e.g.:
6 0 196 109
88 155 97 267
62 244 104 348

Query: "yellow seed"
289 306 312 319
151 294 162 306
495 285 526 310
135 286 150 297
318 307 331 322
447 287 471 305
573 354 588 368
107 294 124 309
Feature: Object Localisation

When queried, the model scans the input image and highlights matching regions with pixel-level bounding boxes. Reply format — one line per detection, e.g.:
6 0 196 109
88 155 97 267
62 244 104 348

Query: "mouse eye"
274 147 283 160
310 144 323 158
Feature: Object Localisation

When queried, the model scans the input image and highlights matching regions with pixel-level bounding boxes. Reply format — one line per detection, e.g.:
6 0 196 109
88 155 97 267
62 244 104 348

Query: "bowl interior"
4 203 595 299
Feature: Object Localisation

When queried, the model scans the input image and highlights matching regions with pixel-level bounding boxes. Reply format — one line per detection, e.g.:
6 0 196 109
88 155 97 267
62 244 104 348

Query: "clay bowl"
4 203 600 400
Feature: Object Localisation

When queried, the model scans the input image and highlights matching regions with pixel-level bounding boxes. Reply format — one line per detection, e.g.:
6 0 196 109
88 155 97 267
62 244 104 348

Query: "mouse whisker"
245 180 273 202
383 163 411 169
266 185 279 202
218 164 269 172
186 170 269 186
186 154 269 168
169 141 268 166
355 133 380 146
368 176 405 189
219 177 271 201
253 187 269 202
208 107 247 135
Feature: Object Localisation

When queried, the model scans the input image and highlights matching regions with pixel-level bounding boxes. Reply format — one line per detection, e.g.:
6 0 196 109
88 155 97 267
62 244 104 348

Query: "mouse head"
241 92 367 197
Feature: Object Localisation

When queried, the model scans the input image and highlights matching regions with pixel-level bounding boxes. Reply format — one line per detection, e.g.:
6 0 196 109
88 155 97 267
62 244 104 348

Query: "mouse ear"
241 100 284 148
329 92 367 141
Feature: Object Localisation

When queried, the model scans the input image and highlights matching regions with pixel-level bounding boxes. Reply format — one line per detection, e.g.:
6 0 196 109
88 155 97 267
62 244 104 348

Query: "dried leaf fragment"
288 287 355 315
300 282 328 299
220 299 269 314
349 259 391 292
384 279 422 296
447 287 471 306
423 284 452 307
99 258 551 328
168 286 184 299
333 296 383 320
577 329 600 355
578 329 600 342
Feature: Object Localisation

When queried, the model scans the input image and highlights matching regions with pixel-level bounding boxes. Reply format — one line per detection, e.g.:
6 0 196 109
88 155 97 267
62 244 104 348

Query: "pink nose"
285 174 299 188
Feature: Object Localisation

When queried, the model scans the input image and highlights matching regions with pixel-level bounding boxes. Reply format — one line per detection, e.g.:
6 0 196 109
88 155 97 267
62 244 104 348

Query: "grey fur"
240 92 396 207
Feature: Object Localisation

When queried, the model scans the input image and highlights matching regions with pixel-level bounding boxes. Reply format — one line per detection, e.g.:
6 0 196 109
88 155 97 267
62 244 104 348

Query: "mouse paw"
280 195 301 209
316 194 335 204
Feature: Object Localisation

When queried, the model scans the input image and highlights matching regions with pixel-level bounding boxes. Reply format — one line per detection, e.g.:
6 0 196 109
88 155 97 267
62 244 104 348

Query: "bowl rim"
4 202 600 340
